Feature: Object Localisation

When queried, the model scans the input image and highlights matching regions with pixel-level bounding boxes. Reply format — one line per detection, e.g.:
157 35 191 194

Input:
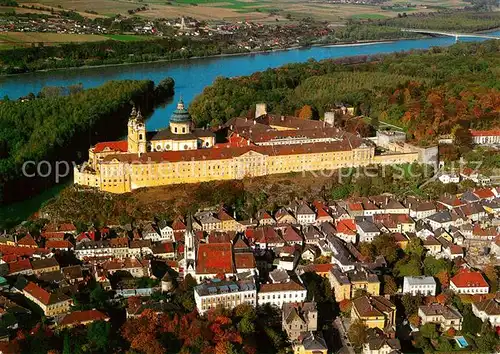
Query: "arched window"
166 144 170 150
139 134 143 140
182 127 186 133
175 127 178 133
184 144 188 150
205 141 210 147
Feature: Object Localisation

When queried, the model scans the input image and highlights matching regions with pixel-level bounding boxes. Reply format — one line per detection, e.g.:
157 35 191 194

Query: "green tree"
437 337 453 352
420 323 438 339
348 320 368 348
401 293 422 316
382 275 398 295
462 305 483 335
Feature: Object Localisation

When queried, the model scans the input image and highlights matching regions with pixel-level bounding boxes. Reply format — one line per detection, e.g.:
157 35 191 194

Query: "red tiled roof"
245 227 255 240
59 310 109 327
41 232 65 239
451 268 488 288
172 218 186 231
470 129 500 137
46 240 73 249
218 208 234 221
208 231 234 244
316 206 332 220
309 263 334 273
196 243 234 274
109 237 129 248
234 252 256 269
336 219 356 235
473 188 495 199
282 226 303 242
0 245 48 257
23 282 50 304
93 140 128 153
449 244 463 255
17 234 37 247
102 139 360 165
348 202 363 211
254 226 283 244
8 259 32 274
58 223 77 232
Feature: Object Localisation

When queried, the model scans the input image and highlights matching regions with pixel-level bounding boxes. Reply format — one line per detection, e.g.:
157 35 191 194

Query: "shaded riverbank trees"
0 77 175 205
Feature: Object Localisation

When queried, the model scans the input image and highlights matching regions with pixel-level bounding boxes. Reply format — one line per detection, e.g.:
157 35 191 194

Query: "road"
333 317 355 354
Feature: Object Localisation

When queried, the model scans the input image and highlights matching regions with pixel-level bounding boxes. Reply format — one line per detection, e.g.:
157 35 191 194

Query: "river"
0 33 498 223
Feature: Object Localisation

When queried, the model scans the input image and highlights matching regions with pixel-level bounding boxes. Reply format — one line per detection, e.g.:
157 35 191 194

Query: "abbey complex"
74 101 430 193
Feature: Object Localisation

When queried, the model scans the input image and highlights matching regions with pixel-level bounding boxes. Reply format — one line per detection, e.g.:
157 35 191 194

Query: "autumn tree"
298 105 313 120
348 320 368 348
402 293 422 316
382 275 398 295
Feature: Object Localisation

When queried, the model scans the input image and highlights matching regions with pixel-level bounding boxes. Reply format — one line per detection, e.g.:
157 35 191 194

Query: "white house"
194 279 257 315
257 281 307 308
470 129 500 145
296 203 316 225
403 276 436 296
418 304 462 330
158 220 175 242
438 173 460 184
356 220 380 243
472 299 500 326
450 268 489 294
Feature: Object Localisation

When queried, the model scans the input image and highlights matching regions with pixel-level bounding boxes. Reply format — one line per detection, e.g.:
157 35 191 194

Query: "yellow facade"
74 102 421 194
75 146 382 194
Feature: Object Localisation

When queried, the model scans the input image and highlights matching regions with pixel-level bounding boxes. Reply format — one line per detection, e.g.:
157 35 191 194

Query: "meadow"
17 0 470 22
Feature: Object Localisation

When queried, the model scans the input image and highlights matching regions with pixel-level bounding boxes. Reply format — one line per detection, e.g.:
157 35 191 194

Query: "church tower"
184 214 197 278
127 106 147 154
169 99 192 135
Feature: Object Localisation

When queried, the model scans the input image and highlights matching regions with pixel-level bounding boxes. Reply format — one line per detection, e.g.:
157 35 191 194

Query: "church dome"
170 99 191 123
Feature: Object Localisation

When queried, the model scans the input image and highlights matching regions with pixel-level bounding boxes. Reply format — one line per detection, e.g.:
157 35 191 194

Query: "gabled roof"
17 234 37 247
259 280 305 293
451 268 489 288
93 140 128 153
8 259 32 274
234 252 256 269
296 203 315 216
196 243 234 274
58 310 109 327
472 299 500 316
31 257 59 270
336 219 356 235
352 296 395 318
23 281 71 305
282 225 303 242
46 240 74 249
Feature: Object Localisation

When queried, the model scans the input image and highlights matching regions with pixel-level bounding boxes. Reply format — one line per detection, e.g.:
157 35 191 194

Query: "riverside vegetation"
188 40 500 147
0 77 175 205
1 10 500 74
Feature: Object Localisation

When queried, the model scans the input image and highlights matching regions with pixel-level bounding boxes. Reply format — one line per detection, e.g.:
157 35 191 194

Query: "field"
0 32 149 49
17 0 470 22
0 32 109 47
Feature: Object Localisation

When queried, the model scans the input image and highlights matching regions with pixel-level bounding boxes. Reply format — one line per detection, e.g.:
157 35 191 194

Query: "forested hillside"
189 40 500 146
0 79 171 204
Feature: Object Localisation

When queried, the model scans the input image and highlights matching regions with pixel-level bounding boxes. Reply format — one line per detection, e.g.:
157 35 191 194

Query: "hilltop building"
74 102 421 193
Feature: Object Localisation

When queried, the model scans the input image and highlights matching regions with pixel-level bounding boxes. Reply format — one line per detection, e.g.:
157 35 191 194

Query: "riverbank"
0 37 418 79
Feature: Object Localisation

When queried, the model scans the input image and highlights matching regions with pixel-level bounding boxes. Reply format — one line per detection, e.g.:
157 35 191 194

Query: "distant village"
0 8 334 50
0 182 499 352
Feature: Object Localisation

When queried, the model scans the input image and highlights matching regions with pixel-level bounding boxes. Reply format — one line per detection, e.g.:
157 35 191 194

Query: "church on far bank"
74 100 420 193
